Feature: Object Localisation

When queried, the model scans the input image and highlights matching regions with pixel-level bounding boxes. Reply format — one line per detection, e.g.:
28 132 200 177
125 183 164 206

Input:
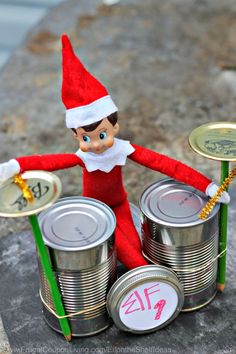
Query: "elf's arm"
0 153 84 183
128 144 230 203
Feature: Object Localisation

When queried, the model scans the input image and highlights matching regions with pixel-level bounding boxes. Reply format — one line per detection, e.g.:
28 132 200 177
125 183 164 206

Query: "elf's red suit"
15 143 211 270
0 34 223 270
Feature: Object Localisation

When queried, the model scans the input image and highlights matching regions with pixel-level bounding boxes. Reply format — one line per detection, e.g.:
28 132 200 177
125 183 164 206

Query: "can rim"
189 121 236 162
106 265 184 334
139 178 220 228
0 170 62 217
38 196 116 251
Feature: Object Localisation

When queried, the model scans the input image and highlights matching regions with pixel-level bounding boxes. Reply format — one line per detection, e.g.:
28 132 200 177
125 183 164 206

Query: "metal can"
140 178 220 311
106 265 184 334
129 202 142 237
38 196 117 337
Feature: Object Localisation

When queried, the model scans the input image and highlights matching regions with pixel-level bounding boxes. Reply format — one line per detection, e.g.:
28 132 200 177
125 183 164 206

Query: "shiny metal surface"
140 178 219 228
38 197 117 336
0 170 62 217
140 178 220 311
39 196 116 251
39 253 116 336
129 202 142 236
39 197 116 270
106 265 184 334
189 121 236 161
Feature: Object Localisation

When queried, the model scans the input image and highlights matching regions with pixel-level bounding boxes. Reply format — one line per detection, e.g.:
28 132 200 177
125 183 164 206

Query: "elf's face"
74 118 119 154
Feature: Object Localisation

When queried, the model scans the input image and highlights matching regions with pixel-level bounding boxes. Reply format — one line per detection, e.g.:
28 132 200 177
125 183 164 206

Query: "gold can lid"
189 122 236 161
0 171 61 217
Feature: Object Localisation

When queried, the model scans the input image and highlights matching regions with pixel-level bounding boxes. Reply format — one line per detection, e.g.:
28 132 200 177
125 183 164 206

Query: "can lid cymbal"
189 122 236 161
0 171 61 217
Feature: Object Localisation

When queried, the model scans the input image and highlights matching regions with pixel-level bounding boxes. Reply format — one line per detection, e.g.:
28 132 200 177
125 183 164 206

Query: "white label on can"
119 281 178 331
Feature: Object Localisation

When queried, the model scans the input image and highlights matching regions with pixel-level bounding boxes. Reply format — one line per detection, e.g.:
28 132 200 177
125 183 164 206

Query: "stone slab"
0 187 236 353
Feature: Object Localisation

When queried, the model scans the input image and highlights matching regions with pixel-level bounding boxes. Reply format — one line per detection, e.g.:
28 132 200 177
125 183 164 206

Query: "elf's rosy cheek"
105 137 114 148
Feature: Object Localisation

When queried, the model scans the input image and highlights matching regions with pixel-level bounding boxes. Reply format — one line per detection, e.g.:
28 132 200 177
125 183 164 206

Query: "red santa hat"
61 34 118 129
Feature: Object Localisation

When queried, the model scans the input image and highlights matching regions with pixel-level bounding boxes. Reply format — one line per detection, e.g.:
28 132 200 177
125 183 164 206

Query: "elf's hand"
205 182 230 204
0 159 20 184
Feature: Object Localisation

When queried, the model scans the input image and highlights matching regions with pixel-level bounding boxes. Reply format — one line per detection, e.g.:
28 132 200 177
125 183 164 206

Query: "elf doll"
0 35 230 269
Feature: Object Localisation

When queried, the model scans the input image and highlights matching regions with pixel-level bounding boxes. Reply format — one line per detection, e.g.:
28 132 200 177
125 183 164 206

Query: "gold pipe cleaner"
13 174 34 203
199 166 236 220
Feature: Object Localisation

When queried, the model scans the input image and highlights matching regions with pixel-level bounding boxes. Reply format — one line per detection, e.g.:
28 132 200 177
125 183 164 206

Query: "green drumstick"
29 215 71 341
189 122 236 293
217 161 229 292
0 171 71 340
28 214 72 341
16 172 71 339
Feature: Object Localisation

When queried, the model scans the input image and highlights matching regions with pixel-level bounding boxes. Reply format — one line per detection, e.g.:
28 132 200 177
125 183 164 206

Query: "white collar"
76 138 135 172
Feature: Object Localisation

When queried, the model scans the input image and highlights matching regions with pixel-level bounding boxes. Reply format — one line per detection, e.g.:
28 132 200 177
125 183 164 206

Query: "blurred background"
0 0 66 67
0 0 236 237
0 1 236 353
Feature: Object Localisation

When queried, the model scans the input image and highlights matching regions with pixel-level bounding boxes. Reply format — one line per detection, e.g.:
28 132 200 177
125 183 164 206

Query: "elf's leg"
113 200 148 270
113 199 142 251
114 227 148 269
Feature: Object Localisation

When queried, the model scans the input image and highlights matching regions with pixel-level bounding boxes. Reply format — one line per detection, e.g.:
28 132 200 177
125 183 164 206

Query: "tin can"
140 178 220 311
129 202 142 237
38 196 117 337
106 265 184 333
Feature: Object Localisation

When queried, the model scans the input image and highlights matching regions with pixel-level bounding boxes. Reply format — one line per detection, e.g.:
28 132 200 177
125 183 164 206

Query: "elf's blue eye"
100 131 107 140
83 135 90 142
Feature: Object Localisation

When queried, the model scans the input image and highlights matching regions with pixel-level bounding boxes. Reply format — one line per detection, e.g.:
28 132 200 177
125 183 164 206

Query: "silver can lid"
106 265 184 334
38 196 116 251
140 178 220 227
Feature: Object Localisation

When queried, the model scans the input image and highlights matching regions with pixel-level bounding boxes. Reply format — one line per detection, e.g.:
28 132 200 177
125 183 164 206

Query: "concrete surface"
0 187 236 354
0 0 236 352
1 0 236 238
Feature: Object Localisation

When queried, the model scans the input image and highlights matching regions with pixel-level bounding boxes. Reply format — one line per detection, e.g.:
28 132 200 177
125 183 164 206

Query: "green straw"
217 161 229 292
28 214 72 340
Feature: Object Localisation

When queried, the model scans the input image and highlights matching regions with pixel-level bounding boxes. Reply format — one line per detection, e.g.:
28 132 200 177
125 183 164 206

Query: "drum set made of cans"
0 122 235 339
